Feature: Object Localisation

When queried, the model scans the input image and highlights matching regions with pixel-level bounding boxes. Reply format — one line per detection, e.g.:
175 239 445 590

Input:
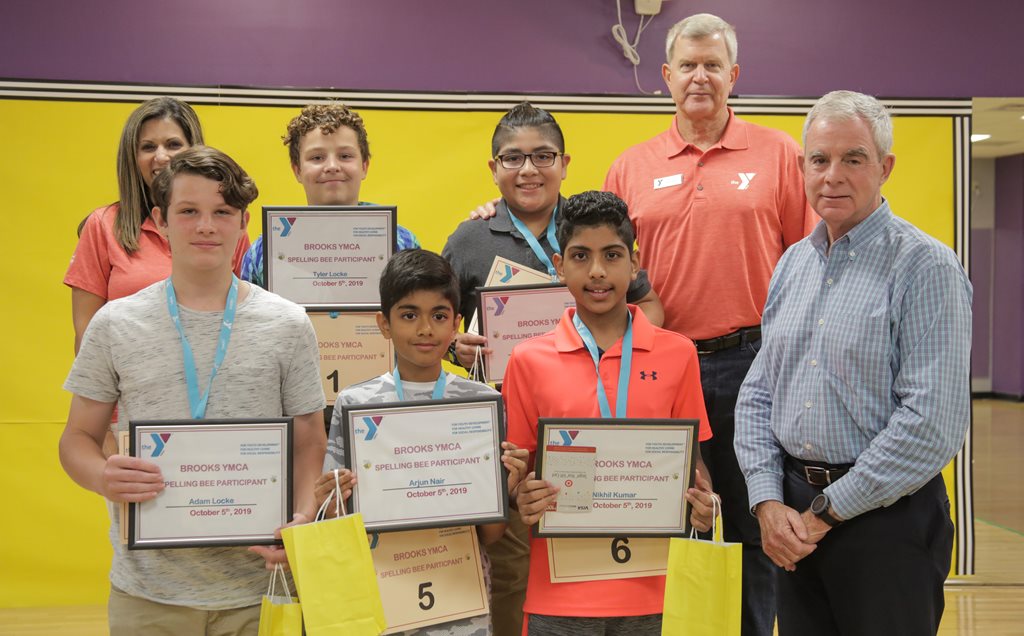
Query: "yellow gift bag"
662 497 741 636
282 474 387 636
257 563 302 636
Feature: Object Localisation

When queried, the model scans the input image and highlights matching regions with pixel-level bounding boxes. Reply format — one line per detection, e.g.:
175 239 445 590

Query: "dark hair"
556 190 636 251
284 103 370 167
491 101 565 156
379 249 460 318
151 146 259 213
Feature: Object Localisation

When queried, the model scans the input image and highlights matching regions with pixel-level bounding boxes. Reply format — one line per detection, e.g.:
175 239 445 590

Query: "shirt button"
804 443 814 451
826 278 834 285
810 359 818 366
697 161 704 167
696 184 704 191
818 319 824 326
804 401 812 409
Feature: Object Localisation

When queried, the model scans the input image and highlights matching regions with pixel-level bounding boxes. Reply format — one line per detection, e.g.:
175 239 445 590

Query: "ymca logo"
362 416 384 441
150 433 172 457
730 173 757 190
639 370 658 381
554 430 581 446
499 264 520 283
278 217 299 237
492 296 511 316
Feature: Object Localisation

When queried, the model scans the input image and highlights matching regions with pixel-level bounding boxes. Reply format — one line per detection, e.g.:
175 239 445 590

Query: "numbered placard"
547 536 670 583
370 526 489 633
307 308 393 405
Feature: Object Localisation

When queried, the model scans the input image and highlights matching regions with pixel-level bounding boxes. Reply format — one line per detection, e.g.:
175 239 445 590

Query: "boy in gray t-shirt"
314 249 527 636
61 147 326 635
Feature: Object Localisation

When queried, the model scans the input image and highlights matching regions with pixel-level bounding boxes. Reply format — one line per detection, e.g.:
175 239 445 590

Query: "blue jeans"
698 335 776 636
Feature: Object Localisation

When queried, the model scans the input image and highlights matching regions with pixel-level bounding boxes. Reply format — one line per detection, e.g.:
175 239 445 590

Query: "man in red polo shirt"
604 13 816 636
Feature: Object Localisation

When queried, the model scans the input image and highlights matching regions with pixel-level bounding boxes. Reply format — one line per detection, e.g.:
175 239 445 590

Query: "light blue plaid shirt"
735 201 972 520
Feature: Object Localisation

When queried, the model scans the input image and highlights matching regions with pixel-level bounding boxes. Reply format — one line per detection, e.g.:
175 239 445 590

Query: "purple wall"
1 0 1021 97
993 155 1024 397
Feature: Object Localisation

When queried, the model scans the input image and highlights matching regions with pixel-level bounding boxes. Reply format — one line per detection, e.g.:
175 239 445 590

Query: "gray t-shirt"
65 281 326 610
326 372 497 636
442 197 653 326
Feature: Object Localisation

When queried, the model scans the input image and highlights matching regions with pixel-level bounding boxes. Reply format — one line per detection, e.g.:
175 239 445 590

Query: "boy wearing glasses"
443 102 663 371
441 103 663 636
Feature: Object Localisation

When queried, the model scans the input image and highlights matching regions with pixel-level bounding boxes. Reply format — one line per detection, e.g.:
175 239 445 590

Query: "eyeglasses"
494 151 562 170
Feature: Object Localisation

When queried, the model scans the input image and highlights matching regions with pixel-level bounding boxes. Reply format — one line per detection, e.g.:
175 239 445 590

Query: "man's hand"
454 332 491 369
516 472 559 526
313 469 357 518
756 500 817 571
249 512 309 570
100 455 164 503
799 508 833 543
468 198 500 220
684 468 717 533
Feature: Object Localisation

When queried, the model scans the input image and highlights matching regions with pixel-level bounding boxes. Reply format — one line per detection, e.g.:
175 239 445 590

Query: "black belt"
785 455 853 487
694 326 761 354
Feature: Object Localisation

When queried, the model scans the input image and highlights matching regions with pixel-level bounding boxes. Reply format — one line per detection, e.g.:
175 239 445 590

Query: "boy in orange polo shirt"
503 190 716 635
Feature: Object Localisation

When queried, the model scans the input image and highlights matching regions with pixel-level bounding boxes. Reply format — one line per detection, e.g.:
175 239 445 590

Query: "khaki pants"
484 513 531 636
108 585 260 636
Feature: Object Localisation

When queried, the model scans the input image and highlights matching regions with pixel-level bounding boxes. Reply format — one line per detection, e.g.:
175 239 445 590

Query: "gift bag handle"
266 562 292 598
315 468 349 522
689 493 722 540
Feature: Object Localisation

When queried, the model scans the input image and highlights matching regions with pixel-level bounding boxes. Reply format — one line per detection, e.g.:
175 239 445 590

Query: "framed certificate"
307 308 393 405
534 418 698 538
263 205 396 306
341 396 507 532
476 283 575 383
128 418 292 549
371 526 489 633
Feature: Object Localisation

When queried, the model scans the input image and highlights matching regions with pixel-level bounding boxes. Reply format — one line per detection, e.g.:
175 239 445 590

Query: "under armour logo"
729 173 757 190
639 370 658 380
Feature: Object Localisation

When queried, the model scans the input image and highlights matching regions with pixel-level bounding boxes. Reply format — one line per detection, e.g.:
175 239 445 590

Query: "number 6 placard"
307 309 393 405
546 536 671 583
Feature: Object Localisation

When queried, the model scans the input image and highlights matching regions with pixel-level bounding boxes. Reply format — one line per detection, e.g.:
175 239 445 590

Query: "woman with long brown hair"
65 97 250 352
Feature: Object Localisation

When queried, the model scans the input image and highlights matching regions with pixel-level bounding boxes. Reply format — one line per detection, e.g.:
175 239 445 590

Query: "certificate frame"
306 307 393 406
534 418 698 538
128 418 293 550
263 205 397 307
475 282 576 384
341 396 508 533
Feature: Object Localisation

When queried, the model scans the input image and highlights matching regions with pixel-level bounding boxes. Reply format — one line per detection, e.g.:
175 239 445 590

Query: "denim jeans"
698 334 777 636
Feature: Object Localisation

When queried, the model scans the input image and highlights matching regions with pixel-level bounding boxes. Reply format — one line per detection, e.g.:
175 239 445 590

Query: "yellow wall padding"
0 98 954 606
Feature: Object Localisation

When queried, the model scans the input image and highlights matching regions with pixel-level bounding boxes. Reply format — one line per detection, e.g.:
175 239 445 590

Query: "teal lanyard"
393 366 446 401
572 311 633 419
165 276 239 419
507 203 560 281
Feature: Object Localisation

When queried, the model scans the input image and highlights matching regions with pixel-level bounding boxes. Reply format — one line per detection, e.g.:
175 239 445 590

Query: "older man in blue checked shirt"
735 90 972 636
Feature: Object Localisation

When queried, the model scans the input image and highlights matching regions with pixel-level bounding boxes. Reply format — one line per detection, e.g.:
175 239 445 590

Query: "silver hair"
665 13 738 65
803 90 894 159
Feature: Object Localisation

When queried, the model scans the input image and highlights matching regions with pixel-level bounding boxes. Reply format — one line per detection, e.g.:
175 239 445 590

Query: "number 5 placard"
370 525 489 633
307 309 393 405
547 536 670 583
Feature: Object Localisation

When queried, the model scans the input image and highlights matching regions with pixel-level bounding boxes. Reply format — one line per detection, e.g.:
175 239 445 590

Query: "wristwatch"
810 493 843 527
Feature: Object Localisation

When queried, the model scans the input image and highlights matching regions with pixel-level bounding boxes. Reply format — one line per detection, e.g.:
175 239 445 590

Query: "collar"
810 199 893 257
141 213 166 239
554 304 654 355
489 196 566 237
665 108 749 158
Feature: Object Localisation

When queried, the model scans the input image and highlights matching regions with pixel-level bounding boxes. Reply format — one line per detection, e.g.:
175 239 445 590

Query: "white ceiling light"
971 134 991 142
